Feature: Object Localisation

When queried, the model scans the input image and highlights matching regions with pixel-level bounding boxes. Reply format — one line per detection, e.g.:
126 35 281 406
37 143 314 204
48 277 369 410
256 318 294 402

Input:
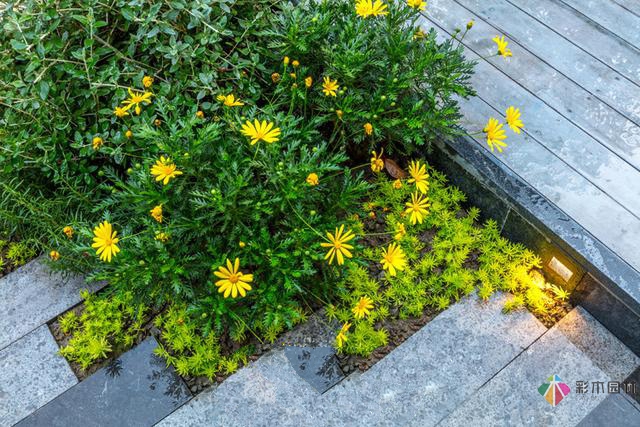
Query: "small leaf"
384 158 407 178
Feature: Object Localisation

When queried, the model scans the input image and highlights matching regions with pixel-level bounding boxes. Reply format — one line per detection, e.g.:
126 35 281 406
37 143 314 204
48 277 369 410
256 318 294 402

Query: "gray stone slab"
284 346 345 393
558 0 640 49
557 306 640 381
0 325 77 426
455 0 640 125
578 392 640 426
449 92 640 271
17 337 191 427
0 257 103 351
158 293 547 426
425 0 640 171
438 327 611 426
512 0 640 83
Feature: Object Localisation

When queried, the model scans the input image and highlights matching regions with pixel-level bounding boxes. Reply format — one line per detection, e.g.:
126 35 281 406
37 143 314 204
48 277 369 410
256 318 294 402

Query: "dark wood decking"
421 0 640 272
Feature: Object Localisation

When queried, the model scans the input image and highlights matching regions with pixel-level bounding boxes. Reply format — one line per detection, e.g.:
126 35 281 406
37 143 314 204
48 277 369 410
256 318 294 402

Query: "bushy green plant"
154 305 252 379
59 290 148 369
5 241 36 267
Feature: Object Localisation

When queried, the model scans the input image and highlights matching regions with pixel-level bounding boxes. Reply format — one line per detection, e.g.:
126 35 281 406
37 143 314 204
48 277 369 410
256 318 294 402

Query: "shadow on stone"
284 346 345 394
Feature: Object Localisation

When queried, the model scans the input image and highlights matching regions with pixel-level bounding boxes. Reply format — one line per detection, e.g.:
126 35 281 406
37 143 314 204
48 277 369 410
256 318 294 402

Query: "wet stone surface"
15 337 191 427
284 346 345 394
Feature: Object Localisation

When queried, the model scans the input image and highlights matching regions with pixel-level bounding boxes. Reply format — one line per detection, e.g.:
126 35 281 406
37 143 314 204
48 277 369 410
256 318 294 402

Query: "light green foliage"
154 305 252 379
59 291 147 369
333 163 570 357
5 241 36 267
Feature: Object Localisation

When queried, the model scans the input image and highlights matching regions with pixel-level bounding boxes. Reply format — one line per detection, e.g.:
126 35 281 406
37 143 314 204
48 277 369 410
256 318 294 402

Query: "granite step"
0 325 77 426
156 293 548 426
0 258 103 351
16 337 191 427
438 307 640 426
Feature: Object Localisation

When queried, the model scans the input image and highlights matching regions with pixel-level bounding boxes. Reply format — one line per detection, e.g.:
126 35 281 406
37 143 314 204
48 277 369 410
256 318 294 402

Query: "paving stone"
556 306 640 381
284 346 345 393
577 392 640 427
0 258 103 350
16 337 191 427
157 293 547 426
438 327 613 426
0 325 77 426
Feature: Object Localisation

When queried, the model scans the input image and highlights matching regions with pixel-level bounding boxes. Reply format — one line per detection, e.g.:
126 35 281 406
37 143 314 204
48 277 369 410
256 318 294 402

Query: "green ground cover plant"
2 0 539 377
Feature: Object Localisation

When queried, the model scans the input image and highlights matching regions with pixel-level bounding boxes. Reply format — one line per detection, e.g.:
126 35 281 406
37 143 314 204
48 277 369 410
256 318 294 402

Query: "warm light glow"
548 257 573 282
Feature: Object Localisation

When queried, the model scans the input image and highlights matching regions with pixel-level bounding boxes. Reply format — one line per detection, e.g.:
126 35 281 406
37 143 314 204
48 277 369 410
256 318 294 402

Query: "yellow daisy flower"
381 242 407 276
91 220 120 263
483 118 508 152
217 94 244 107
505 106 524 134
241 119 281 145
405 192 430 224
271 72 281 83
407 0 427 10
352 296 374 319
306 173 319 186
49 250 60 261
114 106 129 118
214 258 253 298
292 60 300 68
322 76 339 97
371 150 384 173
150 205 163 223
336 322 351 348
63 226 74 239
408 160 429 193
320 224 355 265
196 110 205 119
492 35 512 58
142 75 154 88
121 88 153 115
364 122 373 136
305 76 313 88
125 130 133 139
151 156 183 185
356 0 389 17
92 136 104 150
283 56 290 65
393 179 403 189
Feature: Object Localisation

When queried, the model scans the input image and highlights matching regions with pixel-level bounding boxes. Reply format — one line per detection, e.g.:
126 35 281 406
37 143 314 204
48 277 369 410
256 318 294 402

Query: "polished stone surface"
157 293 548 426
501 209 585 291
438 327 612 426
16 337 191 427
0 325 77 426
0 258 103 350
575 274 640 355
577 393 640 426
284 346 345 393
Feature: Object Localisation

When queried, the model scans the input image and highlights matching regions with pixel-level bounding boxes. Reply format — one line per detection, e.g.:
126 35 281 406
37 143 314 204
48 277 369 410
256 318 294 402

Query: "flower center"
334 242 342 249
104 237 113 246
228 273 240 284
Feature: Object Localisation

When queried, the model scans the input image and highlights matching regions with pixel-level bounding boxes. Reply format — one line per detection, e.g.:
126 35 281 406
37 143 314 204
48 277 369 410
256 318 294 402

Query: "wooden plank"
454 0 640 125
426 0 640 171
424 17 640 218
612 0 640 17
510 0 640 84
559 0 640 49
451 94 640 271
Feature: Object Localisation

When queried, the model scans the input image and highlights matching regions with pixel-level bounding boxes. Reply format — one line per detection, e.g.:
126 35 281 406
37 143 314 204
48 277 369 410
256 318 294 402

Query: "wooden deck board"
558 0 640 49
422 0 640 272
454 0 640 125
427 0 640 171
510 0 640 84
